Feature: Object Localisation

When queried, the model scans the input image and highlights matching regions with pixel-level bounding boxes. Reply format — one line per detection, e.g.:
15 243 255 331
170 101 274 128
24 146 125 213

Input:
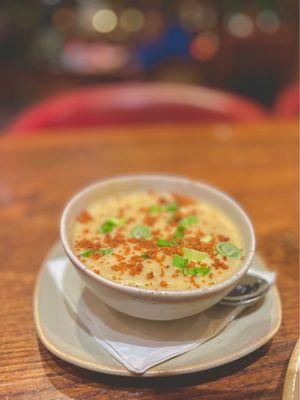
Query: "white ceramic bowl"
60 174 255 321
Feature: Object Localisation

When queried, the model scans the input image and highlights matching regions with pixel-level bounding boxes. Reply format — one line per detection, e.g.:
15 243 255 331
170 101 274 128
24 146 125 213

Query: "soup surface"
71 191 244 291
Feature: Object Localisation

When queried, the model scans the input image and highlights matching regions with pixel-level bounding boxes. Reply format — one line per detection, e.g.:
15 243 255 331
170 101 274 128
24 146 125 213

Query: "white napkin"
47 256 275 375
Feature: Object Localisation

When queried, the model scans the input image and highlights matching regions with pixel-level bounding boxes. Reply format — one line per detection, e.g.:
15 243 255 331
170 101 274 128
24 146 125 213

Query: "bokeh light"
92 9 117 33
257 10 280 34
52 8 76 31
190 32 219 61
120 8 144 32
179 0 204 31
226 13 254 38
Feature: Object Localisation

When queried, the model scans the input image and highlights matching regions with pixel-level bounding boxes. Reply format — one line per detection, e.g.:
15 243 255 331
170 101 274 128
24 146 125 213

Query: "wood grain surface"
0 121 298 400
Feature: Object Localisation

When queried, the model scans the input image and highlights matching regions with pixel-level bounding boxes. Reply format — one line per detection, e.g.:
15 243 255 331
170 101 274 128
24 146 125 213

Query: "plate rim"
282 339 300 400
33 243 282 377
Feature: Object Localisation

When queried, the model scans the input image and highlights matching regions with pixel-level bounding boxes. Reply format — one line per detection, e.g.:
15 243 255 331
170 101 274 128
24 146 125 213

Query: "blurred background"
0 0 298 130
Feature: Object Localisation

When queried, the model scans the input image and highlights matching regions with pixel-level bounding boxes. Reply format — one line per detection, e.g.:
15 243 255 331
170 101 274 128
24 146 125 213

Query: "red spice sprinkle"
160 281 168 287
117 208 125 218
172 194 196 206
158 197 168 205
213 259 229 270
90 253 101 260
75 239 101 250
129 263 143 276
76 210 93 224
189 276 200 288
143 215 156 226
218 234 229 242
147 271 154 279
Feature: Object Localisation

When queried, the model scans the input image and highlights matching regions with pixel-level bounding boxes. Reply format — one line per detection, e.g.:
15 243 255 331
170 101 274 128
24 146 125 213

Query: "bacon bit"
195 229 204 237
218 234 229 242
104 232 126 247
147 271 154 279
115 254 125 261
117 208 125 218
208 272 213 279
160 268 165 277
213 259 229 270
90 253 101 260
152 229 161 236
75 239 101 250
158 197 168 205
172 193 195 206
171 211 183 223
183 237 215 257
111 262 127 273
129 263 143 276
76 210 93 223
172 271 180 278
143 215 156 226
93 269 100 275
161 246 182 257
160 281 168 288
130 255 143 263
124 247 130 255
156 255 166 263
189 276 200 288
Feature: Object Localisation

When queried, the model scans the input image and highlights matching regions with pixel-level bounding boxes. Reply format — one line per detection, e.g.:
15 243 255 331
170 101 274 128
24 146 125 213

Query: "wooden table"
0 121 298 400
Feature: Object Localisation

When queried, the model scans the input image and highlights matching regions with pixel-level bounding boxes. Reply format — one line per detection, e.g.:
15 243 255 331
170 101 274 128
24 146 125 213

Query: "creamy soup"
71 191 244 291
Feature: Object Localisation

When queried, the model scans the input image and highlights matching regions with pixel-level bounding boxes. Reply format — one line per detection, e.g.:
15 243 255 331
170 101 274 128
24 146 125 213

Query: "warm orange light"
190 32 219 61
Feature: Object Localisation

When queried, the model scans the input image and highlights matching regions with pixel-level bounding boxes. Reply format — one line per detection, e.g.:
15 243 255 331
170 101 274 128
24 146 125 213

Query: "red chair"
7 84 267 135
273 82 299 118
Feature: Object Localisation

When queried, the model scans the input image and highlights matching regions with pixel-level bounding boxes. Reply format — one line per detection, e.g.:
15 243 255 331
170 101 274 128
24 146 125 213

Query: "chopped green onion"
179 215 198 227
157 239 174 247
186 266 211 276
141 253 150 259
172 254 188 271
80 248 113 257
183 247 208 262
100 248 113 255
100 218 125 234
131 225 151 239
115 218 126 226
148 205 161 213
80 249 95 257
100 220 115 233
165 202 179 212
173 225 185 239
216 242 241 258
202 235 213 243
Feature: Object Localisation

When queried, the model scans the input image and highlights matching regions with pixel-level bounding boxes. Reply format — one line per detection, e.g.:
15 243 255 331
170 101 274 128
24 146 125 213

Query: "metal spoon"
220 273 272 306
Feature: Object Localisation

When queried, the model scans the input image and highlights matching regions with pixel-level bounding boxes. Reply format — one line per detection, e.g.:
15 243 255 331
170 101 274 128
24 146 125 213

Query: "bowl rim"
60 174 256 300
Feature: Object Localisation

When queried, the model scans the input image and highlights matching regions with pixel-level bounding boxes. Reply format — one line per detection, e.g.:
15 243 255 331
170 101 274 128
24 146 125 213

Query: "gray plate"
33 242 282 377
